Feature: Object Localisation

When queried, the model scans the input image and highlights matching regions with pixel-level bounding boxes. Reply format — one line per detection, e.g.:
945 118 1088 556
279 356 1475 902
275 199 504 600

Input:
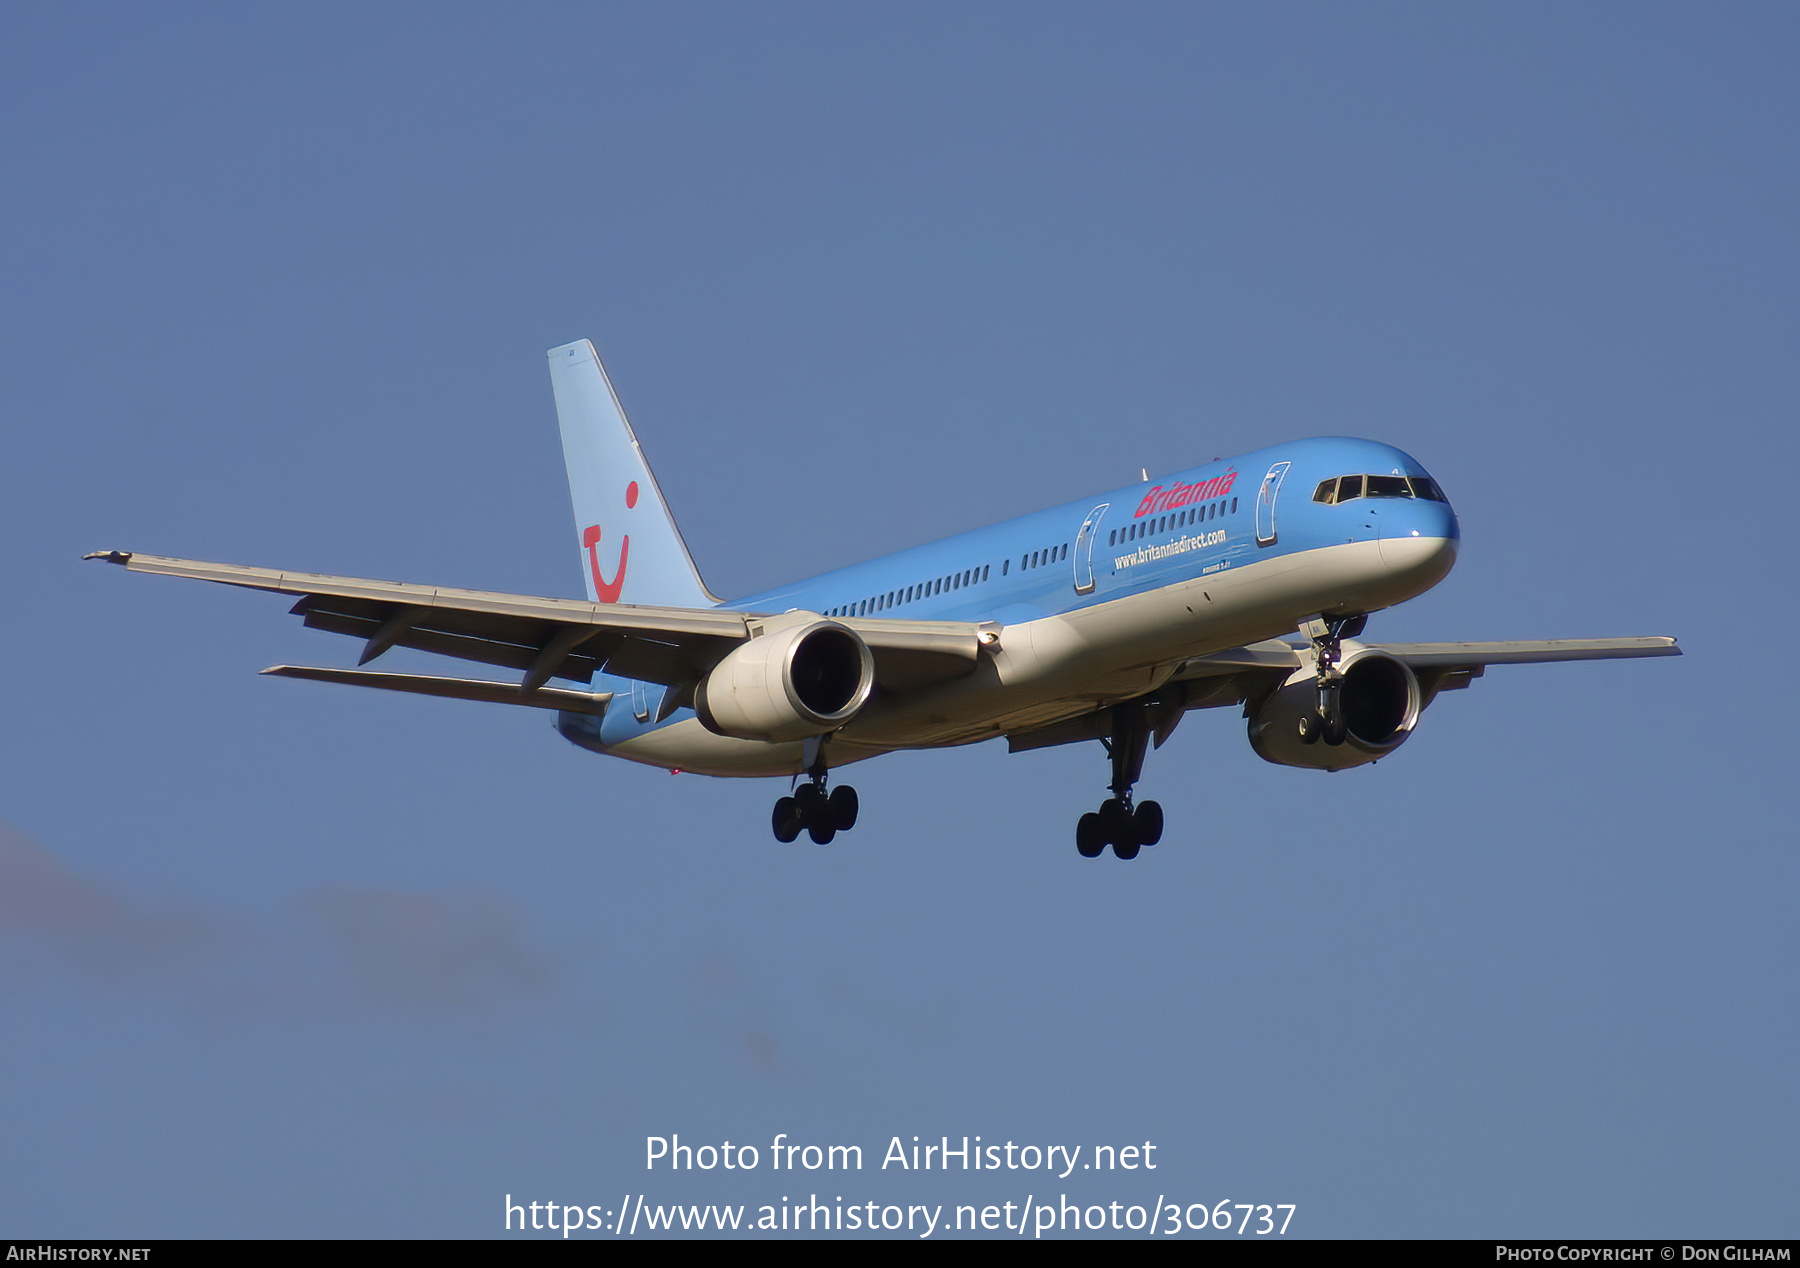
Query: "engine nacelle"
694 614 875 742
1247 643 1422 771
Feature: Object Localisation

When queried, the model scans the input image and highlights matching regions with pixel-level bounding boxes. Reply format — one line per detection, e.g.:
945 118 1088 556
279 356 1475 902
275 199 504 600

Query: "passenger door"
1072 502 1110 594
1255 461 1291 546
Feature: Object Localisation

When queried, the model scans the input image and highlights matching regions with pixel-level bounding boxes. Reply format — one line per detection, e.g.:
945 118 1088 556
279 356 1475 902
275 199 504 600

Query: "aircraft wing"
1361 637 1681 667
1357 636 1682 699
1007 635 1680 753
84 551 989 708
1170 635 1681 678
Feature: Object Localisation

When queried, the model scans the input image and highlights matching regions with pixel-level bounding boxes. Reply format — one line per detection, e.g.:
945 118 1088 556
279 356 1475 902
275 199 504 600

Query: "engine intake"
1247 644 1422 771
694 615 875 742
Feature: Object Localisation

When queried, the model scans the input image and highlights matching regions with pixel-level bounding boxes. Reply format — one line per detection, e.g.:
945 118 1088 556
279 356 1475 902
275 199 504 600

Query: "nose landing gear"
1297 613 1366 747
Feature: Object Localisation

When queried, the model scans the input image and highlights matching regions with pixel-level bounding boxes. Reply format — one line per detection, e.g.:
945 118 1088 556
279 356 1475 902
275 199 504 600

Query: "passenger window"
1230 497 1237 514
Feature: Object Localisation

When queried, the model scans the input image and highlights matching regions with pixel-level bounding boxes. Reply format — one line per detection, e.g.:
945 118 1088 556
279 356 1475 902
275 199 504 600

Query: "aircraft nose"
1377 501 1459 582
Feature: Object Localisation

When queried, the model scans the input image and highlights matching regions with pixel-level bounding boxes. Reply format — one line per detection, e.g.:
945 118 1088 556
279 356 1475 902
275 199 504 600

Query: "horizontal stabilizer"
262 666 614 715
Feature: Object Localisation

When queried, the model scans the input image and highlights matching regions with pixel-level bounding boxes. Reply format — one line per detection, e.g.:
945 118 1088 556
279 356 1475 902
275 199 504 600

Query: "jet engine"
1247 644 1422 771
694 614 875 742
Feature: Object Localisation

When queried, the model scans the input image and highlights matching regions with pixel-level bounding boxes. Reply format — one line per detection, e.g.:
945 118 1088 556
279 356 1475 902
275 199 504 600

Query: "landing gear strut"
1075 702 1165 860
771 752 858 845
1297 613 1366 747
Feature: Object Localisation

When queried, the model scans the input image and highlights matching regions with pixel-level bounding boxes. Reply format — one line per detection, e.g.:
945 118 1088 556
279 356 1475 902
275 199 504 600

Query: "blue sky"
2 2 1795 1238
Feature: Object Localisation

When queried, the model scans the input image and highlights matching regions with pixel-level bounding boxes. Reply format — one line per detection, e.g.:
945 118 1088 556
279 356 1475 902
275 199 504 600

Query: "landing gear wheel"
807 818 837 846
1076 812 1105 858
1112 832 1142 860
794 783 826 821
828 785 859 831
1322 714 1347 746
1133 800 1163 847
772 796 801 844
1098 798 1129 840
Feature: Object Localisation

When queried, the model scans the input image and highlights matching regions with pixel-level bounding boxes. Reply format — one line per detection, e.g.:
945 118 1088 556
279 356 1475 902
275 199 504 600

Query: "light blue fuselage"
564 437 1459 763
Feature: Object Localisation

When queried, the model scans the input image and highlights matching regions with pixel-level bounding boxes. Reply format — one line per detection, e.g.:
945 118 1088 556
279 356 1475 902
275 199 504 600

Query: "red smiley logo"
583 481 638 603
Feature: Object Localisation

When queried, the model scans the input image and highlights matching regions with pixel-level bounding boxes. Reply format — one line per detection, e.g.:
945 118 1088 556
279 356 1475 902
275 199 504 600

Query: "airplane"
87 339 1680 859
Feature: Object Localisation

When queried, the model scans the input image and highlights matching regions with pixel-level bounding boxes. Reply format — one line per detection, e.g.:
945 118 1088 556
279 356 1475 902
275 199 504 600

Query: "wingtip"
83 550 132 564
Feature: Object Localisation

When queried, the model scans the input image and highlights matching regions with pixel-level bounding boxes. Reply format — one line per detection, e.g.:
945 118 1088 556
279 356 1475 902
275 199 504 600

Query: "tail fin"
548 340 719 608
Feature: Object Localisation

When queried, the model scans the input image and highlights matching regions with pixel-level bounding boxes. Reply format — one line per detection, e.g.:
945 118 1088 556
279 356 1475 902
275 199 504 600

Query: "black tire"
772 797 801 844
1098 798 1129 842
1076 812 1105 858
828 785 859 831
1134 800 1164 847
808 819 837 846
1112 832 1142 860
794 782 826 824
1323 714 1347 746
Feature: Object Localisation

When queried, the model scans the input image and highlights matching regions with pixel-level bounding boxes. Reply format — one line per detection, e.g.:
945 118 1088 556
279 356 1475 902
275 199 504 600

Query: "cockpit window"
1313 472 1447 504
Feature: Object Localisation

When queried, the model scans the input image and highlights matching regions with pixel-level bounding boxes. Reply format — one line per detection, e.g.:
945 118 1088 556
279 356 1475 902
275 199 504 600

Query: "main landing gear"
772 753 858 846
1296 613 1366 748
1076 702 1165 860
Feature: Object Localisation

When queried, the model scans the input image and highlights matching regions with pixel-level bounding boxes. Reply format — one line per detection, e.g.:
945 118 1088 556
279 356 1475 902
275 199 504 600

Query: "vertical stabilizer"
548 340 718 608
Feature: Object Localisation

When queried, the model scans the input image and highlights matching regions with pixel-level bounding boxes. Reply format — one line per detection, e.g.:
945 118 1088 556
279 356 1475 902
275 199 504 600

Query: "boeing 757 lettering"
88 340 1679 859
